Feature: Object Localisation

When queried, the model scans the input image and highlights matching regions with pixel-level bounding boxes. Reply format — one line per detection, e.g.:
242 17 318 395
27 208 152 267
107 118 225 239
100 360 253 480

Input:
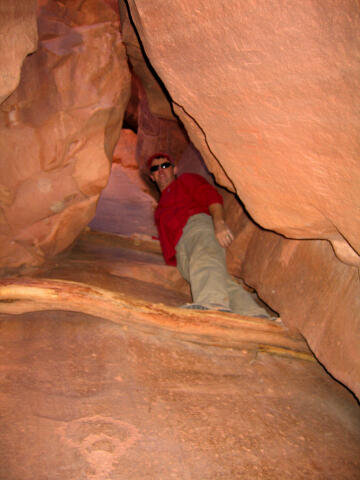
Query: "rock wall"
119 1 173 120
0 0 38 103
125 0 360 396
126 0 360 267
135 82 188 171
224 195 360 397
0 0 131 272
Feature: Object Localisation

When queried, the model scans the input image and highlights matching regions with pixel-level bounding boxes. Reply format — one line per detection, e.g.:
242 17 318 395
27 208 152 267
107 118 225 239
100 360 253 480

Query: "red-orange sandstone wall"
125 0 360 396
224 195 360 397
0 0 38 103
126 0 360 267
0 0 131 271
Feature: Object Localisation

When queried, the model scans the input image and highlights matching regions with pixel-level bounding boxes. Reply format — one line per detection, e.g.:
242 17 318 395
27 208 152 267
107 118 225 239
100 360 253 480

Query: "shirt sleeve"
181 173 223 207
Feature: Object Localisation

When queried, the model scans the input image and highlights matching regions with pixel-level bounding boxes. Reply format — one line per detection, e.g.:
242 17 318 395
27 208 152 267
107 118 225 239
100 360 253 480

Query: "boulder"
0 0 131 272
126 0 360 267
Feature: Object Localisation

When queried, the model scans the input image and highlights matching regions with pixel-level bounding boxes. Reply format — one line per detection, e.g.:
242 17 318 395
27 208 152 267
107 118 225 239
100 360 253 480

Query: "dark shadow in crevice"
122 0 176 117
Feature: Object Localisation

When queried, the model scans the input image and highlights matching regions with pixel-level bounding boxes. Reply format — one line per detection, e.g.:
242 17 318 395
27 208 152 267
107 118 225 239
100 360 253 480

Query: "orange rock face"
125 0 360 396
119 1 173 120
0 0 131 272
136 83 188 171
225 196 360 397
126 0 360 268
0 0 38 103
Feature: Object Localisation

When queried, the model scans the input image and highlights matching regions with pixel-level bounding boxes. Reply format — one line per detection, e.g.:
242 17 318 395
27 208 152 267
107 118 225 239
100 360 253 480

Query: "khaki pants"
175 214 267 316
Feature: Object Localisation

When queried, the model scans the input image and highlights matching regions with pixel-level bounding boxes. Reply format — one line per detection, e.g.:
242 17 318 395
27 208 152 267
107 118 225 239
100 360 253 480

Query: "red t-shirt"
154 173 223 265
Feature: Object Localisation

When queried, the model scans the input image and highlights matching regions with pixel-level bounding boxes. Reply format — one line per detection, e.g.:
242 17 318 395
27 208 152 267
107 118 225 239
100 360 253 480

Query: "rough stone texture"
0 0 38 103
0 0 131 272
125 0 360 396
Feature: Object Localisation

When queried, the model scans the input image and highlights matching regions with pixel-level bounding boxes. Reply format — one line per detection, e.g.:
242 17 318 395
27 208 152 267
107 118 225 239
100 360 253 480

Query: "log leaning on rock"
0 277 313 361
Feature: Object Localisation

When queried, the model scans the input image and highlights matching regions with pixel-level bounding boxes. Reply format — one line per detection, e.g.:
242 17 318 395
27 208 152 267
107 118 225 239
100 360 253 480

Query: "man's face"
150 157 176 192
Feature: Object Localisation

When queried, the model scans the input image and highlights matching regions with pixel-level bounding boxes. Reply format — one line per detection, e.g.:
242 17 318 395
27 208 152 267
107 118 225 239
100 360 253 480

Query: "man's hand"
208 203 234 248
214 220 234 248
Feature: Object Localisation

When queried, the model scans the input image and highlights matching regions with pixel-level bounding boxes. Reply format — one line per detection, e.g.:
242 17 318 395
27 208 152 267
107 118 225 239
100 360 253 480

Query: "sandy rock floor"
0 232 359 479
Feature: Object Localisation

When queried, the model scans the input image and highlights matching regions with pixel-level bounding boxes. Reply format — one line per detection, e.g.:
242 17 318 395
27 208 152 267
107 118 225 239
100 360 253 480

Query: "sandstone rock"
90 128 158 237
123 76 140 131
72 133 111 197
0 0 38 103
0 306 359 478
113 128 138 167
136 83 188 172
0 0 131 272
225 195 360 398
126 0 360 397
119 1 174 120
113 128 155 200
15 196 99 259
177 143 215 183
126 0 360 267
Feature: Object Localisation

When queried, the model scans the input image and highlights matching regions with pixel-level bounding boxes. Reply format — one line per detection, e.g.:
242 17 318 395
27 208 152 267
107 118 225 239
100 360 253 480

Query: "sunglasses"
150 161 173 173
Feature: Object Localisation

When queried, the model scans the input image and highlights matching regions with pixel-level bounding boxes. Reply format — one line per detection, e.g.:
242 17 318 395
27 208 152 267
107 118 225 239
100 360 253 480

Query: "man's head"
147 153 176 192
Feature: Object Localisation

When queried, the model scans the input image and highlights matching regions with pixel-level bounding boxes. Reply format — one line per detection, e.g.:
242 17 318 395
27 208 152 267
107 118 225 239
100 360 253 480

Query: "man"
148 152 269 317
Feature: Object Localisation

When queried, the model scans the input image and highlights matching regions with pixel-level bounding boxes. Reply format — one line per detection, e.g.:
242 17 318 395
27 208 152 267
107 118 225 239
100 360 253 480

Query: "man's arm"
208 203 234 248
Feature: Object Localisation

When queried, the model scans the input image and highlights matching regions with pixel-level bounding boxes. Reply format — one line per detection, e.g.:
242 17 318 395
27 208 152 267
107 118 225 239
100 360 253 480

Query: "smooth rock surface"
126 0 360 267
0 226 359 479
225 195 360 399
0 308 359 479
90 129 158 237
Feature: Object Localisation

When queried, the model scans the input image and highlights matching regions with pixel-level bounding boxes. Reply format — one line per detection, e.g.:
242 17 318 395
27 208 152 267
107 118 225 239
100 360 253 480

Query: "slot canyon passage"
0 0 360 478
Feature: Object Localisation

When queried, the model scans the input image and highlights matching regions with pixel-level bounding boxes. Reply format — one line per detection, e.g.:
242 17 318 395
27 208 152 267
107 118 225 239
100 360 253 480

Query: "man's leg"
226 276 271 317
176 214 272 317
176 214 231 309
